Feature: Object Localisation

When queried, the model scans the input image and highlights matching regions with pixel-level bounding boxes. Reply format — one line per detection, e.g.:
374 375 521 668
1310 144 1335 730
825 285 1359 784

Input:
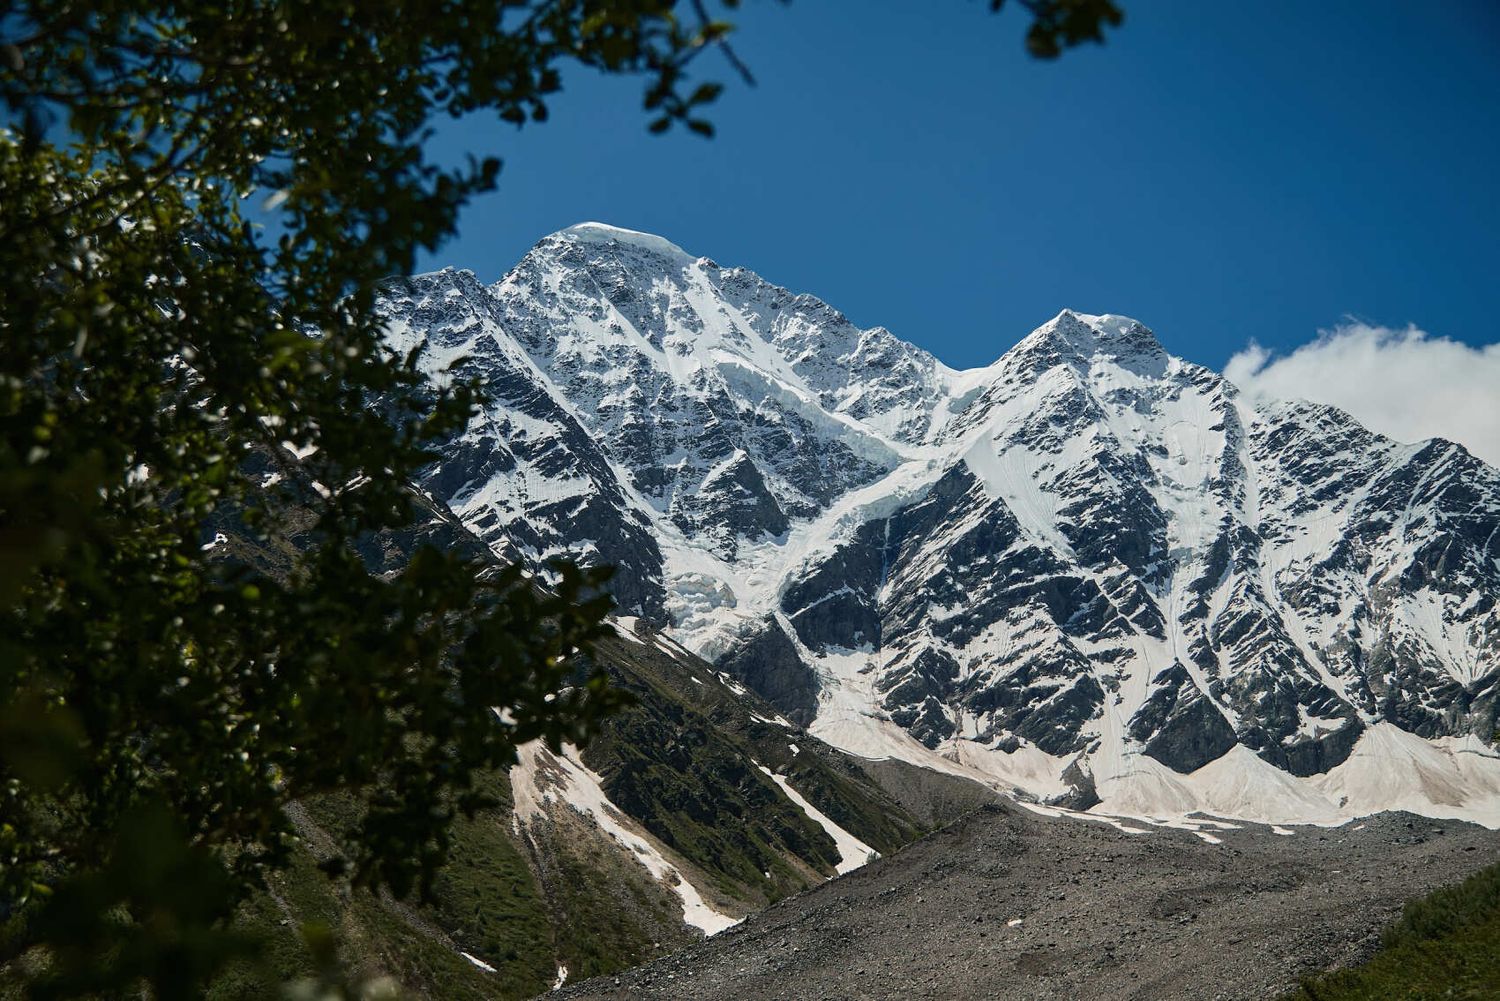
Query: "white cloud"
1224 322 1500 469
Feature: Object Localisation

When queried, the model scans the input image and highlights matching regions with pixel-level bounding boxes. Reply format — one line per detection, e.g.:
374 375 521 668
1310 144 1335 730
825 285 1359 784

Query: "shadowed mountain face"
377 223 1500 823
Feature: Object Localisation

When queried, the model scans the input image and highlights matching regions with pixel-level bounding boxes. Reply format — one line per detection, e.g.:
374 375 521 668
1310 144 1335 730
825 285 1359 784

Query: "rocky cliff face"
377 222 1500 826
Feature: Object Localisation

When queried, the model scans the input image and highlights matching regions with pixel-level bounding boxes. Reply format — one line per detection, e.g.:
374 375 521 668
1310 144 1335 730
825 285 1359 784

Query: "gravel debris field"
554 801 1500 1000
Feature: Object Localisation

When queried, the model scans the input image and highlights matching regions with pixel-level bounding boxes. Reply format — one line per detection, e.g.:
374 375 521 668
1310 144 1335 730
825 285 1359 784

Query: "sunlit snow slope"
379 223 1500 827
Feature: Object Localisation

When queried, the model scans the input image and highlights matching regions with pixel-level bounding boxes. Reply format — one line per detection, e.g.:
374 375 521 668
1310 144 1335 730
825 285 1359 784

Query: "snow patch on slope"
755 764 877 875
510 741 741 934
1315 724 1500 826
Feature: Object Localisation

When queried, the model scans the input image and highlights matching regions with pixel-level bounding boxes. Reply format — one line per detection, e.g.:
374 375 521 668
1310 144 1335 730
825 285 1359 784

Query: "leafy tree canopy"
0 1 1121 996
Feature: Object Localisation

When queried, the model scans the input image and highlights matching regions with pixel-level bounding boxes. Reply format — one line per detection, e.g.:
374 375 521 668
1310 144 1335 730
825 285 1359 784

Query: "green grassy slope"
194 621 966 1000
584 625 939 889
1286 861 1500 1001
209 762 699 1000
207 778 554 1001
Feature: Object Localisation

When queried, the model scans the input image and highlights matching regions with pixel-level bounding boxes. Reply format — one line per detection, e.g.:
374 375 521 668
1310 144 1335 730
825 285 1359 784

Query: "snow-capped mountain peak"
379 224 1500 829
551 220 694 260
1002 309 1172 381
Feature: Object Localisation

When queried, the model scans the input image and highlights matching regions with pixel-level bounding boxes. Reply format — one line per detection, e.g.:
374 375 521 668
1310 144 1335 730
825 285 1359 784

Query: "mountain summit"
378 224 1500 826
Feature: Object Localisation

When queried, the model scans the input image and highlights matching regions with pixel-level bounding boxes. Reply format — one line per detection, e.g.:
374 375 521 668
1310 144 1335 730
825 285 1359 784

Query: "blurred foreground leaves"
0 1 1122 996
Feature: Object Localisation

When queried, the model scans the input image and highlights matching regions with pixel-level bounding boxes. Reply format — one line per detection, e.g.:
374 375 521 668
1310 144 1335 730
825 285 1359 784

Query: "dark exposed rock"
672 451 789 559
716 618 820 727
1130 664 1238 773
888 696 957 749
1058 758 1102 811
788 589 882 654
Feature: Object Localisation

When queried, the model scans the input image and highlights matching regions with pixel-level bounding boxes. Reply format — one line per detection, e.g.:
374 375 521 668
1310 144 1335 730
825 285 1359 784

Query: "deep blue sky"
417 1 1500 371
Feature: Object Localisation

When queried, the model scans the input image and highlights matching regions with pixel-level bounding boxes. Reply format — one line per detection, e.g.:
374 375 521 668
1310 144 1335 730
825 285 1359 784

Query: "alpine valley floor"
552 800 1500 1001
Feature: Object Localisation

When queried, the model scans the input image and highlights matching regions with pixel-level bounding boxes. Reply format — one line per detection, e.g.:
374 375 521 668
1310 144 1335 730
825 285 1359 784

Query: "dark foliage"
0 1 1122 996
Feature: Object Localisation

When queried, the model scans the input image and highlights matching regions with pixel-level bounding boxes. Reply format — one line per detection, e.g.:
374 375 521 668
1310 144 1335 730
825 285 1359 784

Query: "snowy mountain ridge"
379 222 1500 828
